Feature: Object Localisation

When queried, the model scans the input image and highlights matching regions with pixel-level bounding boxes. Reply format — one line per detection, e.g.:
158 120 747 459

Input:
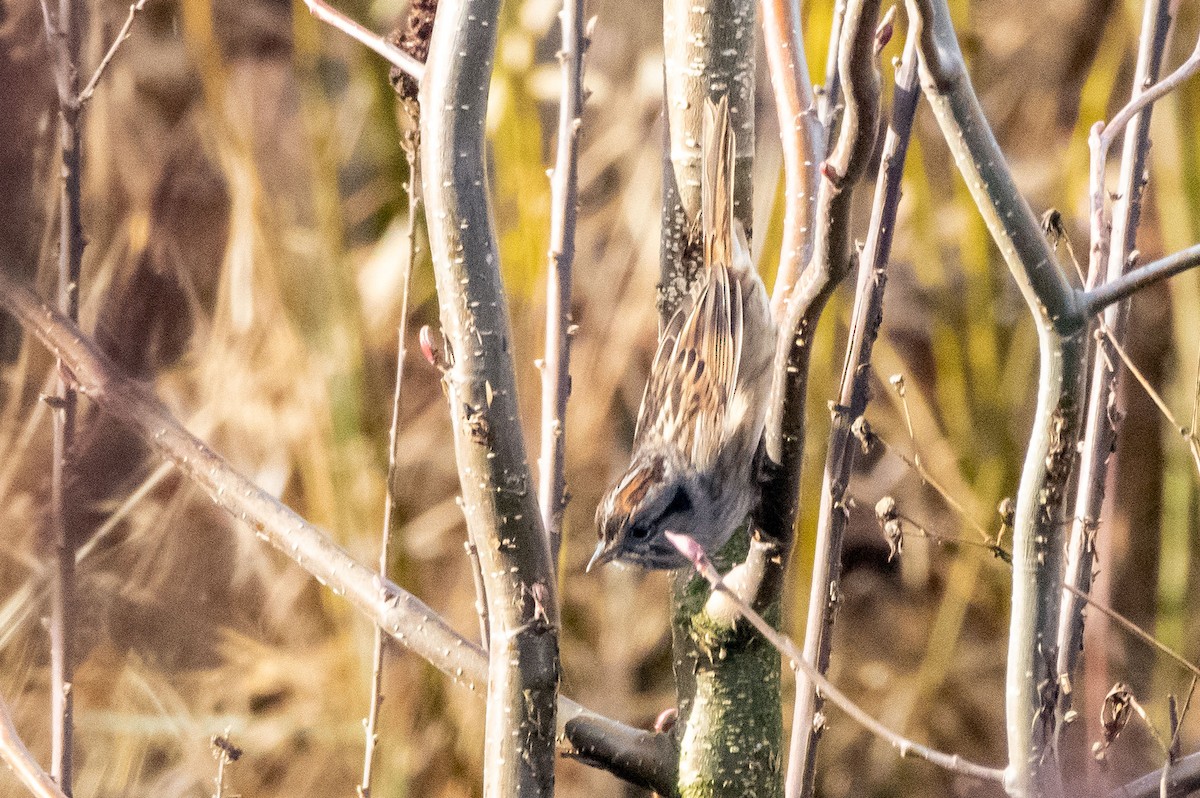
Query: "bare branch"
770 3 884 794
420 0 562 791
1059 0 1173 695
1082 244 1200 318
537 0 588 568
359 132 419 798
1063 585 1200 682
664 533 1007 785
1088 27 1200 279
0 273 676 792
76 0 151 105
907 0 1088 793
39 0 86 785
302 0 425 81
762 0 822 315
787 26 917 798
1111 751 1200 798
0 695 70 798
906 0 1080 328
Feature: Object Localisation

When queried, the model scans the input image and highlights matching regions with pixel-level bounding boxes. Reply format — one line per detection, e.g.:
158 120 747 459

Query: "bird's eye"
660 487 692 519
629 524 651 539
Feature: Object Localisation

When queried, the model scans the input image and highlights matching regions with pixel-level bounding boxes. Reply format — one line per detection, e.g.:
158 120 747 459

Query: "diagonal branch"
76 0 151 105
0 272 676 794
302 0 425 80
665 532 1006 785
0 696 70 798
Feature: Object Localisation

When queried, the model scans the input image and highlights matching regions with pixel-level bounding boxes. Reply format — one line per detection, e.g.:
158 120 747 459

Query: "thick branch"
786 28 917 798
420 0 561 792
667 533 1006 785
660 0 755 314
906 0 1079 333
907 1 1087 795
0 274 675 793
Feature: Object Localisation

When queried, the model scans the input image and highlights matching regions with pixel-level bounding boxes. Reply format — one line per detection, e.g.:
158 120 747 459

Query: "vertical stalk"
1056 0 1172 690
421 0 560 792
538 0 586 569
786 28 917 798
359 129 420 798
39 0 85 788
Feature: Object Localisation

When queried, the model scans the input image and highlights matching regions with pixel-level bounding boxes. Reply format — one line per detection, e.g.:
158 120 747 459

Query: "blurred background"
1 0 1199 794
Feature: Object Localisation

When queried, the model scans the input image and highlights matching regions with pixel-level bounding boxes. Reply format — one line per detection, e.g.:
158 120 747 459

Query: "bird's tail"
701 96 735 270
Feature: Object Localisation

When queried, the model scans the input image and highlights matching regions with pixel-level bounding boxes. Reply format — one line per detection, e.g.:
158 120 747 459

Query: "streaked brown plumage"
591 97 775 570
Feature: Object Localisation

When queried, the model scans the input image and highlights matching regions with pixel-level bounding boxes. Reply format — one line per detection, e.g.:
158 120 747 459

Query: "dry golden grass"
1 0 1200 795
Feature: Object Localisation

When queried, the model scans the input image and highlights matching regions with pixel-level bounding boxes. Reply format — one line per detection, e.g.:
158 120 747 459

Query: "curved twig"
772 3 882 795
762 0 822 316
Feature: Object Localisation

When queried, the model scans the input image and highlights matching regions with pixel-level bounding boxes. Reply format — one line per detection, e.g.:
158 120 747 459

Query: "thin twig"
0 695 70 798
359 142 417 794
881 377 993 540
1059 0 1174 705
76 0 151 105
1101 326 1200 478
537 0 588 571
463 538 490 650
1063 584 1200 682
210 734 241 798
787 26 916 798
0 273 676 794
1088 29 1200 280
39 0 85 786
302 0 425 81
665 532 1006 785
1082 244 1200 318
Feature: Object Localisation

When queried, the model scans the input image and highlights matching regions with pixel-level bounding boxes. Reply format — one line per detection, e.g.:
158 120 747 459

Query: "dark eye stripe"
658 487 692 521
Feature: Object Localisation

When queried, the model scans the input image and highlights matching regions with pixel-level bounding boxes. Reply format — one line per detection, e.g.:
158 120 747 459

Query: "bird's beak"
586 540 615 573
